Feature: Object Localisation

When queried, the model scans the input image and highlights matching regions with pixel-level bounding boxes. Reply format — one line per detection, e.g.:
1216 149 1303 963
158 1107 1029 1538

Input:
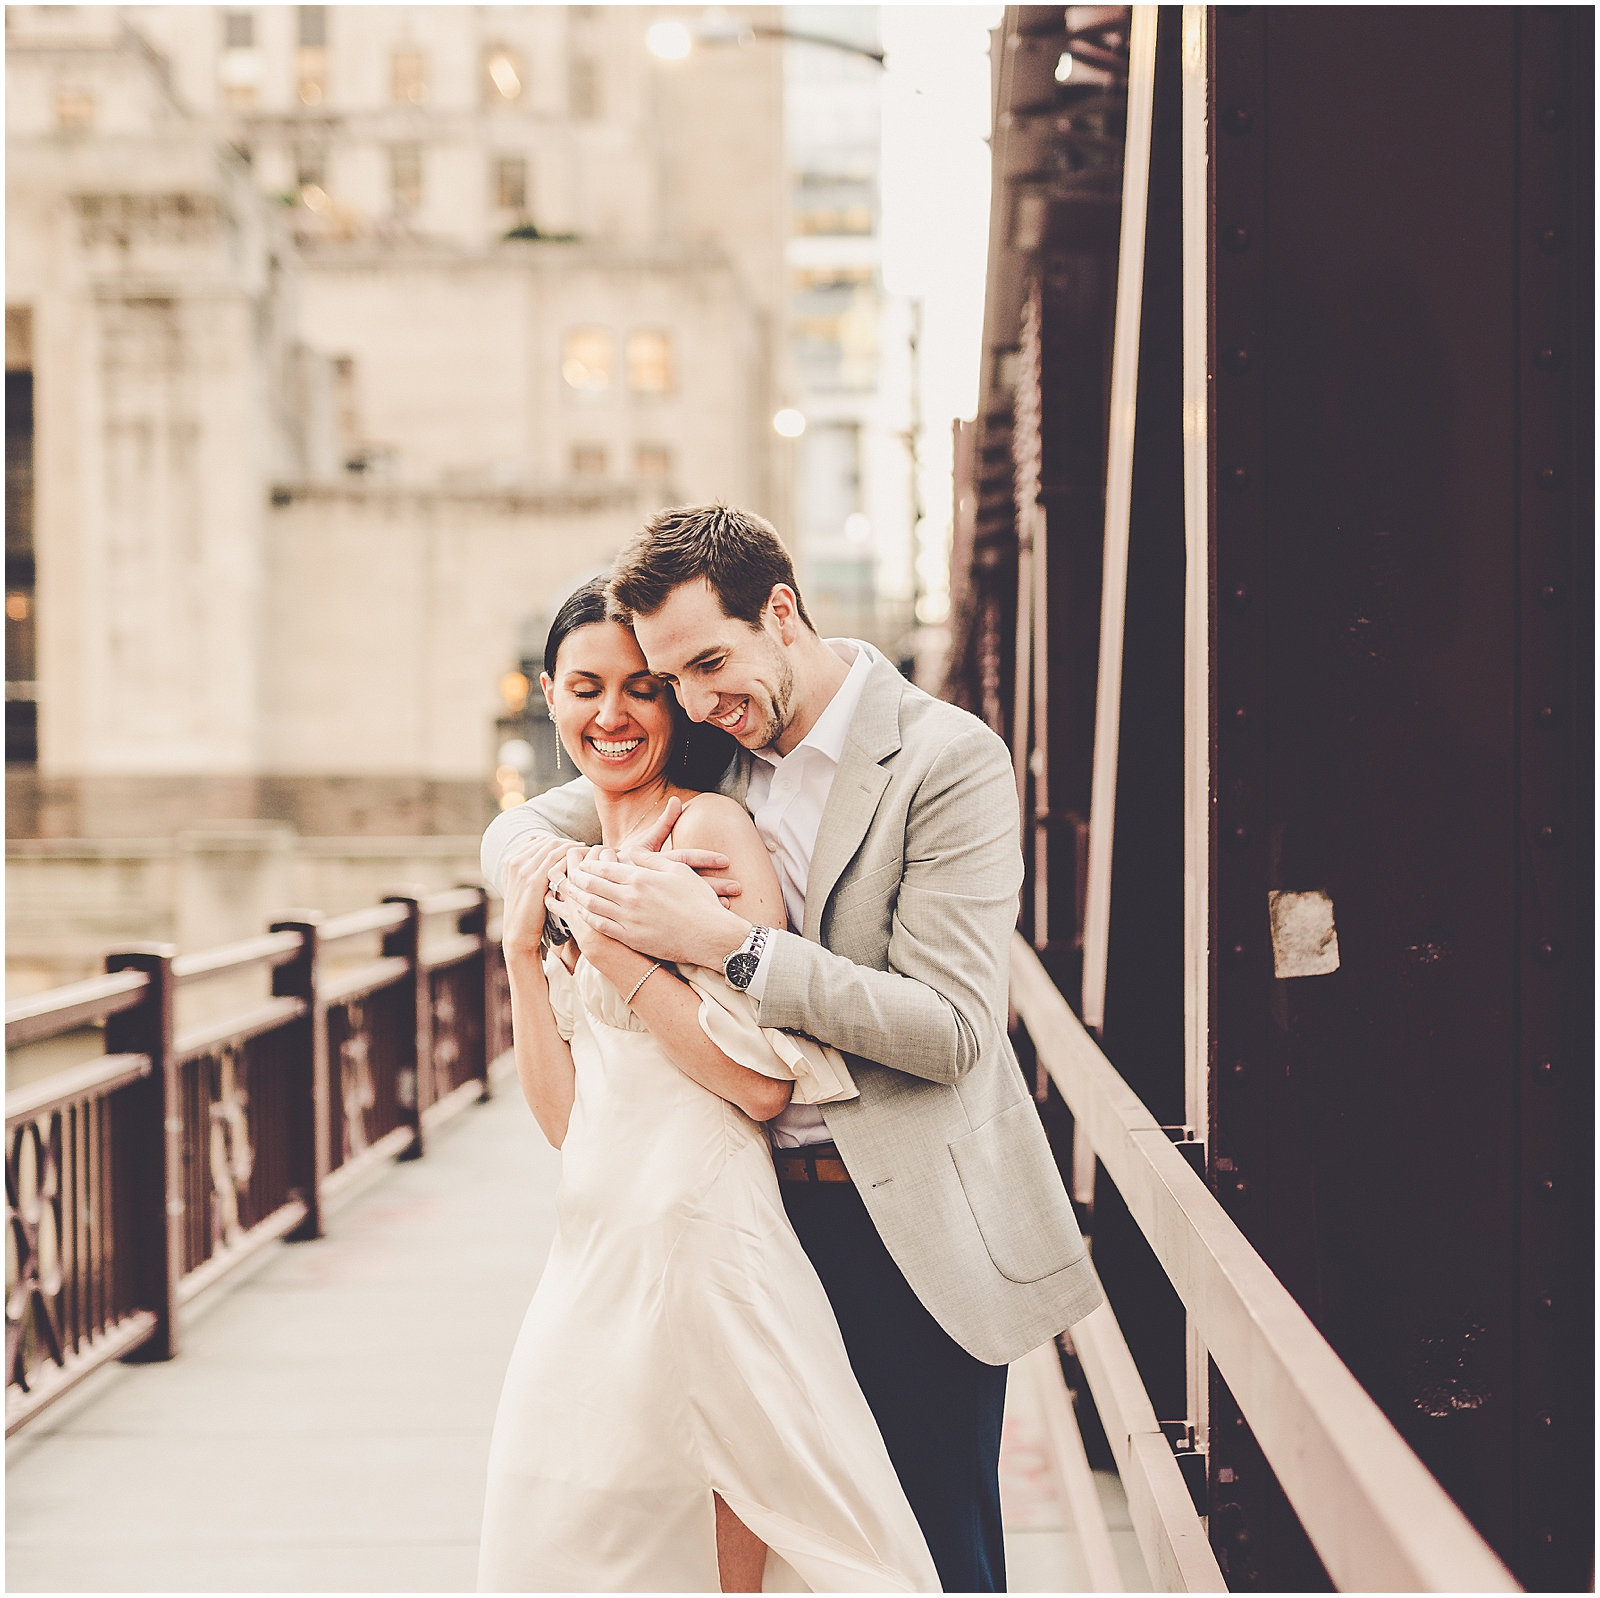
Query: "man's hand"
544 847 644 984
624 797 743 907
550 843 751 970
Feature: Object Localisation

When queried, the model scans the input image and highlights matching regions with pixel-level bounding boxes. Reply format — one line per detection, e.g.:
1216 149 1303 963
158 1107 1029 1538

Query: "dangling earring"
550 710 561 771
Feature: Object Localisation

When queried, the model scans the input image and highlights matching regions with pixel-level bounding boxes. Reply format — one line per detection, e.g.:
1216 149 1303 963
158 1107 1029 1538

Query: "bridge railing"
1011 936 1519 1593
5 883 511 1437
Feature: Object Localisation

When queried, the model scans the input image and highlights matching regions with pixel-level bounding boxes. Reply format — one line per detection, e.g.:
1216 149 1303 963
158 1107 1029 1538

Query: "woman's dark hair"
542 575 737 794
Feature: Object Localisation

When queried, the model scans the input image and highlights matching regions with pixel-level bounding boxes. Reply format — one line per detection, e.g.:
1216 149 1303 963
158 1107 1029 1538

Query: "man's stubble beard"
750 637 795 753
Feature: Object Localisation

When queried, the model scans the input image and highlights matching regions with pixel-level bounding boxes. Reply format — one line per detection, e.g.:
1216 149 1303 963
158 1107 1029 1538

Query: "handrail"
172 996 307 1064
321 955 410 1008
1010 935 1519 1593
5 1053 152 1126
321 902 410 944
1065 1264 1225 1591
5 969 148 1048
419 886 482 918
170 930 303 985
419 932 483 973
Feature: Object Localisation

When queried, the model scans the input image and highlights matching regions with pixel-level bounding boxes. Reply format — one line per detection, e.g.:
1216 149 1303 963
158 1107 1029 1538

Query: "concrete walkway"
6 1079 1146 1593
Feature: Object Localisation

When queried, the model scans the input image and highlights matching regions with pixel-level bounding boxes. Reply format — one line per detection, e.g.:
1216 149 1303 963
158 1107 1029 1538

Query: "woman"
477 579 938 1595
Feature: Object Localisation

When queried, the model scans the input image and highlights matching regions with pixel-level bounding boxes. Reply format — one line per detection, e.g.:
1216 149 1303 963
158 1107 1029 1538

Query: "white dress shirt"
744 639 874 1149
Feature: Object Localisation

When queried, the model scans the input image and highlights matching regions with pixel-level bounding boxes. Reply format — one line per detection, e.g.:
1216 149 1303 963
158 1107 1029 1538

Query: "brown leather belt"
773 1142 852 1185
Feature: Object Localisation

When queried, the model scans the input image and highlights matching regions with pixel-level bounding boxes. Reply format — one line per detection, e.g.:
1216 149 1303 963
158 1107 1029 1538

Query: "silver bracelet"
624 961 663 1007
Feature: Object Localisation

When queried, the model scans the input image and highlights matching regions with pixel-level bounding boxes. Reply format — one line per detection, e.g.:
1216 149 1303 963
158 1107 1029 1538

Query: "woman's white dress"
476 952 939 1594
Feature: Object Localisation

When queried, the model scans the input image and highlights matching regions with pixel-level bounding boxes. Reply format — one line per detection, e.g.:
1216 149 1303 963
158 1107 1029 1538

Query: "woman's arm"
560 797 795 1122
501 836 579 1147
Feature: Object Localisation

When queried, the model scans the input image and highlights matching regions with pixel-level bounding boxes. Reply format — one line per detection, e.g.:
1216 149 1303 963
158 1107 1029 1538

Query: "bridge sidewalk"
7 1080 1142 1593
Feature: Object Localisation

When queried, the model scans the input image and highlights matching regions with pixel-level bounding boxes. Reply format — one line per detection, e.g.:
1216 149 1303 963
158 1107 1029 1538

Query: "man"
482 504 1100 1592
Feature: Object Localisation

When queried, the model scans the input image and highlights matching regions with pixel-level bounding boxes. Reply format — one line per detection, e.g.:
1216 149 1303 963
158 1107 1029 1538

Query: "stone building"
4 3 788 987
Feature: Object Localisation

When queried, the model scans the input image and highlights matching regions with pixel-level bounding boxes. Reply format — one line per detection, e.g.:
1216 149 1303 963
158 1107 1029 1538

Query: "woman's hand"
501 834 572 961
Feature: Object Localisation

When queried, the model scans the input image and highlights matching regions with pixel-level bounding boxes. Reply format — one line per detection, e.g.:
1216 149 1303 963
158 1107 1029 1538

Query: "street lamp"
647 7 885 67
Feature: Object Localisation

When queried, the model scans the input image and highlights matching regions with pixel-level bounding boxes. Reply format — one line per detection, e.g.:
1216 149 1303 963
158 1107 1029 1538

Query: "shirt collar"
755 640 873 769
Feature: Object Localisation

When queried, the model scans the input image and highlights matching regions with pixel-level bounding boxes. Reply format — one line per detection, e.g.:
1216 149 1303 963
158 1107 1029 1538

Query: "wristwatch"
722 925 771 992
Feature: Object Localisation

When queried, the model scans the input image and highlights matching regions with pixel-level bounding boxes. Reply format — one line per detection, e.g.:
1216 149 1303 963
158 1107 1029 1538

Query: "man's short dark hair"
609 503 814 631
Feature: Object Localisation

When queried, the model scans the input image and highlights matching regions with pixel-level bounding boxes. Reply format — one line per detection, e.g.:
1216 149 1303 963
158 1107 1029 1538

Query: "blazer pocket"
948 1100 1085 1284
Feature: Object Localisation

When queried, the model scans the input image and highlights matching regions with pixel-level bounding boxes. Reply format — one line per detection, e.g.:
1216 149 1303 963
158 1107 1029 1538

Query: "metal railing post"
459 883 493 1101
104 944 179 1363
381 891 429 1158
270 914 326 1241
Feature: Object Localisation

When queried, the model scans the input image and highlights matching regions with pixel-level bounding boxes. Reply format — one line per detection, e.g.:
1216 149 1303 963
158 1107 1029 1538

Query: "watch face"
727 953 757 990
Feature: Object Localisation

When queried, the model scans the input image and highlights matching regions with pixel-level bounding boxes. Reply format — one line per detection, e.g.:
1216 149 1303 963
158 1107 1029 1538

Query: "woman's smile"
588 733 645 762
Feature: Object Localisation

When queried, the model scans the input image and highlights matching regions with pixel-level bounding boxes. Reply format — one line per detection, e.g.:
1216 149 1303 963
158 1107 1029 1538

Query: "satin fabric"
476 955 938 1594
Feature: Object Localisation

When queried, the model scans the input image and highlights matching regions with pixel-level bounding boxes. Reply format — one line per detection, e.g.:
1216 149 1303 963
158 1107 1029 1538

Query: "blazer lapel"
802 658 904 942
718 749 753 807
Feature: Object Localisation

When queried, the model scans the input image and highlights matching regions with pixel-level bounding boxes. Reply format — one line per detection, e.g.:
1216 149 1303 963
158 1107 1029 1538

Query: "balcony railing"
1010 935 1519 1593
5 883 511 1436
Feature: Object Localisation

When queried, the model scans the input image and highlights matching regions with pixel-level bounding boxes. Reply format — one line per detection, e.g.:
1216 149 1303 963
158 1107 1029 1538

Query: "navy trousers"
781 1176 1008 1594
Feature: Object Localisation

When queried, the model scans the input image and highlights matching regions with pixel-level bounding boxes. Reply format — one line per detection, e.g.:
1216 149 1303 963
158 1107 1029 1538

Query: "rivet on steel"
1534 345 1563 371
1533 1291 1555 1320
1225 346 1253 374
1230 1058 1249 1082
1538 464 1564 491
1535 704 1560 729
1535 823 1558 848
1225 465 1250 493
1224 941 1248 969
1536 1174 1558 1201
1226 823 1250 851
1533 938 1561 968
1231 1179 1250 1202
1224 107 1253 136
1229 704 1250 732
1536 583 1562 608
1534 1058 1554 1080
1223 224 1251 254
1538 226 1566 254
1227 583 1250 612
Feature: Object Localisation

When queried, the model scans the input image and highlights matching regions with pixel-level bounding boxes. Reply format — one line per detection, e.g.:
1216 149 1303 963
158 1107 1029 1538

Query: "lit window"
561 328 613 393
626 331 673 396
219 12 261 107
494 156 527 211
570 56 600 119
55 91 95 130
486 47 522 102
571 444 608 476
635 444 672 479
392 49 427 105
391 145 422 211
298 11 327 105
796 205 874 237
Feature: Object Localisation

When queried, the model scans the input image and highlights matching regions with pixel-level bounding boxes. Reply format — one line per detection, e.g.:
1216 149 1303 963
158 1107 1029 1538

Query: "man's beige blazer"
481 646 1102 1364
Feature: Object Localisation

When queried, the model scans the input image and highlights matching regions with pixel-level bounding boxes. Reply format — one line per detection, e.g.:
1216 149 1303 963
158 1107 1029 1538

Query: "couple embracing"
476 504 1100 1594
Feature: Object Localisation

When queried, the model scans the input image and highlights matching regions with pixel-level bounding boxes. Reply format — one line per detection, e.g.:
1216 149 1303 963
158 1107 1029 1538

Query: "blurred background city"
5 2 997 998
